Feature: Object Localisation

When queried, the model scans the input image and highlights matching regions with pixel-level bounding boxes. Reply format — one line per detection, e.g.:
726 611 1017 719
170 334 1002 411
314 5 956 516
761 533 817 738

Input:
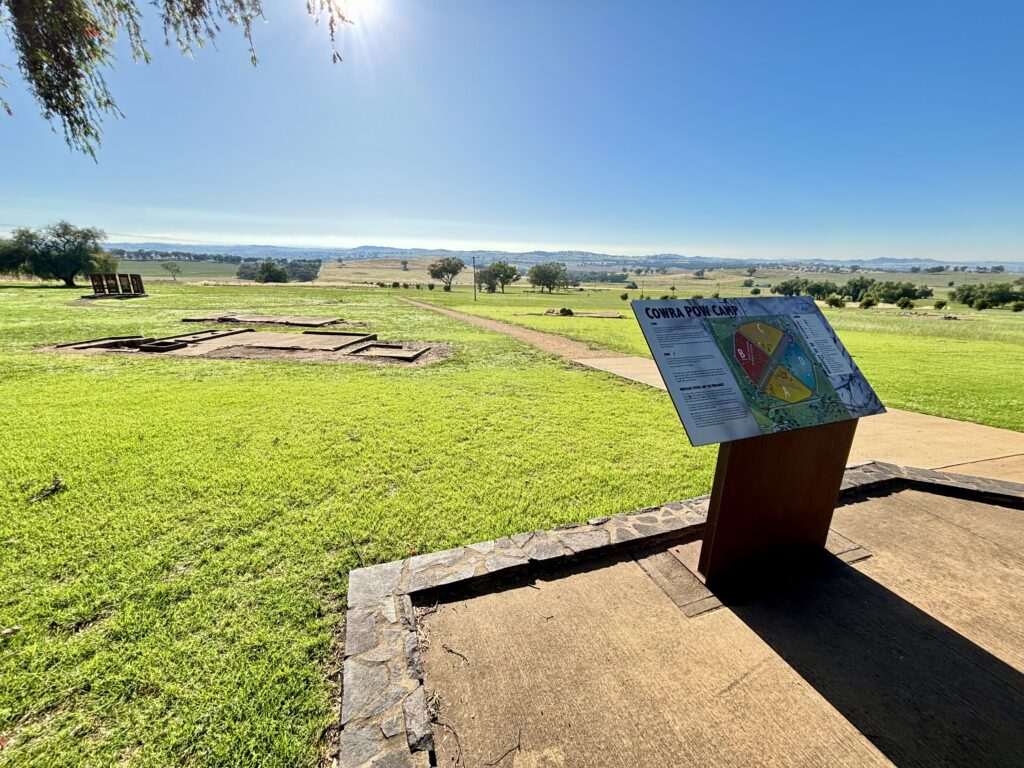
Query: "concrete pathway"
404 298 1024 480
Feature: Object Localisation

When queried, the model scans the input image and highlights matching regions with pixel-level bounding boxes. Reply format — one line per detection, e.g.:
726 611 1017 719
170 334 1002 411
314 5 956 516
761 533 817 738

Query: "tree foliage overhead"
0 0 352 155
2 221 109 286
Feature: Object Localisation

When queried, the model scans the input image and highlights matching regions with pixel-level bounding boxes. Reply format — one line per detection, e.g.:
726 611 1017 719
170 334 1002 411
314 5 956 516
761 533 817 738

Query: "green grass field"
0 283 716 767
420 285 1024 432
116 260 241 281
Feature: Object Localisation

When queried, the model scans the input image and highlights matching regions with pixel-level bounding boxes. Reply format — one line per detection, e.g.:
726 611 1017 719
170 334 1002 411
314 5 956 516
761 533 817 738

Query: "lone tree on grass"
427 257 464 291
487 261 520 293
255 260 288 283
0 0 353 156
161 262 182 281
527 262 569 294
400 260 409 271
3 222 111 287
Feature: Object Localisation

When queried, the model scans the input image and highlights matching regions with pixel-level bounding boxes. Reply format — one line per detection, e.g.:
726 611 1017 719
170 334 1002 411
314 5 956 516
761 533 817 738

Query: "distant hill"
106 242 1024 273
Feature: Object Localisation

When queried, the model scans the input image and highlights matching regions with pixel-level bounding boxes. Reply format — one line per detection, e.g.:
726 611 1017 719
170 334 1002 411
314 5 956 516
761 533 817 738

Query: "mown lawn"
420 286 1024 432
0 283 715 767
115 260 241 281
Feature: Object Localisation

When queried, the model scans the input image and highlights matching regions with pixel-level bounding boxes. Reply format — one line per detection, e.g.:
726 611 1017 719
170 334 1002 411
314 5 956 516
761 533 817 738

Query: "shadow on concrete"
717 553 1024 768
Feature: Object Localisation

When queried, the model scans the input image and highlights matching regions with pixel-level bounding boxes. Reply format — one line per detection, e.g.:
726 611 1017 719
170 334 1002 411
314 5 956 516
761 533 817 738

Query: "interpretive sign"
633 297 884 447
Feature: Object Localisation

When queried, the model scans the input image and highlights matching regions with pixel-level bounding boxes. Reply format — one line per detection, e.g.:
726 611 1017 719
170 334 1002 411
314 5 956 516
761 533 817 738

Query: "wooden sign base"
697 419 858 588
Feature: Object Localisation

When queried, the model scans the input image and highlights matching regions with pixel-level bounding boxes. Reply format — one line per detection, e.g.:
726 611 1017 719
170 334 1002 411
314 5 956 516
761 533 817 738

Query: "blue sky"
2 1 1022 260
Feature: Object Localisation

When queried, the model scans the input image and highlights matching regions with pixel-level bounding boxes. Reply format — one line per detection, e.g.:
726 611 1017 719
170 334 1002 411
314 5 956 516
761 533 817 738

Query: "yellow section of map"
765 366 813 403
738 321 784 355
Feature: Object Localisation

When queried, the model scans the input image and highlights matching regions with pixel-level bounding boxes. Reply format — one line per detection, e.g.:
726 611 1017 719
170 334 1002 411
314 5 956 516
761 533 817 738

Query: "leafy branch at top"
0 0 351 156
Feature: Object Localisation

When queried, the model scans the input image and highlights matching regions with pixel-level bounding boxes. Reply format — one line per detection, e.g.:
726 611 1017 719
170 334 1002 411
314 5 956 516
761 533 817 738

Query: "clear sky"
2 1 1022 260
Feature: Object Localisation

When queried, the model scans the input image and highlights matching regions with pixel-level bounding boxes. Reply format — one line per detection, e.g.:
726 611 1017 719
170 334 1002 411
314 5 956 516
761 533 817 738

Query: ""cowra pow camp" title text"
642 303 741 319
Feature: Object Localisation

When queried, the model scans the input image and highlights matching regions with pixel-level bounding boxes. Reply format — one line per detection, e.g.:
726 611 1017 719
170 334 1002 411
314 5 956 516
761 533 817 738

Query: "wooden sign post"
698 419 858 586
633 297 885 589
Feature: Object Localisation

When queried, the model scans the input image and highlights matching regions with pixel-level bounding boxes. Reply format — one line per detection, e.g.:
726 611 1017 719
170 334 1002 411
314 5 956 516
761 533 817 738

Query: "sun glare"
343 0 385 25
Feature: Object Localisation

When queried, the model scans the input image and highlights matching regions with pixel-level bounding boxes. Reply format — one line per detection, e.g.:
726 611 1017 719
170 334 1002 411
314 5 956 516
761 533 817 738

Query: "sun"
342 0 385 25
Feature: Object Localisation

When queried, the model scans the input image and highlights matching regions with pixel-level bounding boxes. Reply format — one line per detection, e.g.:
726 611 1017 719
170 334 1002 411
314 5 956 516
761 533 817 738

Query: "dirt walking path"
402 297 1024 480
400 298 624 360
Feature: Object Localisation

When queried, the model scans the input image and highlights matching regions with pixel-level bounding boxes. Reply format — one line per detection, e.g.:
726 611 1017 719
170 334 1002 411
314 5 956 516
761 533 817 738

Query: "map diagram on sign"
706 315 851 434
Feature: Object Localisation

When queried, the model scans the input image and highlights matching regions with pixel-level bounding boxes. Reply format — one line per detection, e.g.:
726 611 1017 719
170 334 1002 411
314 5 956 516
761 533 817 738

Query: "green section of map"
705 314 851 435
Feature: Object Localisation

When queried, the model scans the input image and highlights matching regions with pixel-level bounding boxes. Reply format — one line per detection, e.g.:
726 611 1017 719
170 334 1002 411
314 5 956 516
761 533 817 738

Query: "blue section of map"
779 341 815 390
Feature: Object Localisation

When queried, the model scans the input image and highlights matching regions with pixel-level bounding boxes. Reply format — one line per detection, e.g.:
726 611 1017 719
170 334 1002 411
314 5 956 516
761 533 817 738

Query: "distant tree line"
1 222 116 287
236 259 322 283
567 270 630 284
771 277 933 303
112 249 244 264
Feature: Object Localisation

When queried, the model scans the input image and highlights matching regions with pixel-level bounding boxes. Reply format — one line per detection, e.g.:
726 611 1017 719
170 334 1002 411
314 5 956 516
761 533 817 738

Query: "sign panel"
633 297 884 446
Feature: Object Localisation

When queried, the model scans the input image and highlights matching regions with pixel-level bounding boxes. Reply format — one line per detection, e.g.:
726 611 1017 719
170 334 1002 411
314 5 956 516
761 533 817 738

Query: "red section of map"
733 331 772 384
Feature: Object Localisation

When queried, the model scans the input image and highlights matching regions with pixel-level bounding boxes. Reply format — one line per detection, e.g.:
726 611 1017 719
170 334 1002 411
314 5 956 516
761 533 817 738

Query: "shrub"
391 281 400 288
427 283 435 290
625 281 638 290
558 307 573 316
402 282 410 289
255 260 288 283
1012 301 1024 313
825 294 845 308
711 292 720 298
691 294 704 299
896 297 915 309
742 278 754 287
620 292 629 300
859 296 878 309
750 287 761 295
972 297 989 311
933 299 947 310
415 283 421 289
442 284 451 292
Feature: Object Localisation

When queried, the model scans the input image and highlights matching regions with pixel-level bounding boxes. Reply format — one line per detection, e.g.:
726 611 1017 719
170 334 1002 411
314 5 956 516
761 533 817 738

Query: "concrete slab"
420 487 1024 768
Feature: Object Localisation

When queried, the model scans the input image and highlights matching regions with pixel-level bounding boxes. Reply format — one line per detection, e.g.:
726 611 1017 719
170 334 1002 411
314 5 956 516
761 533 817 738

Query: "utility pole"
472 255 477 301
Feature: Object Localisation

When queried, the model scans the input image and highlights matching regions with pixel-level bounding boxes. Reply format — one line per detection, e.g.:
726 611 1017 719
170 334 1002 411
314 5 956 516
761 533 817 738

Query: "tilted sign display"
633 297 884 446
